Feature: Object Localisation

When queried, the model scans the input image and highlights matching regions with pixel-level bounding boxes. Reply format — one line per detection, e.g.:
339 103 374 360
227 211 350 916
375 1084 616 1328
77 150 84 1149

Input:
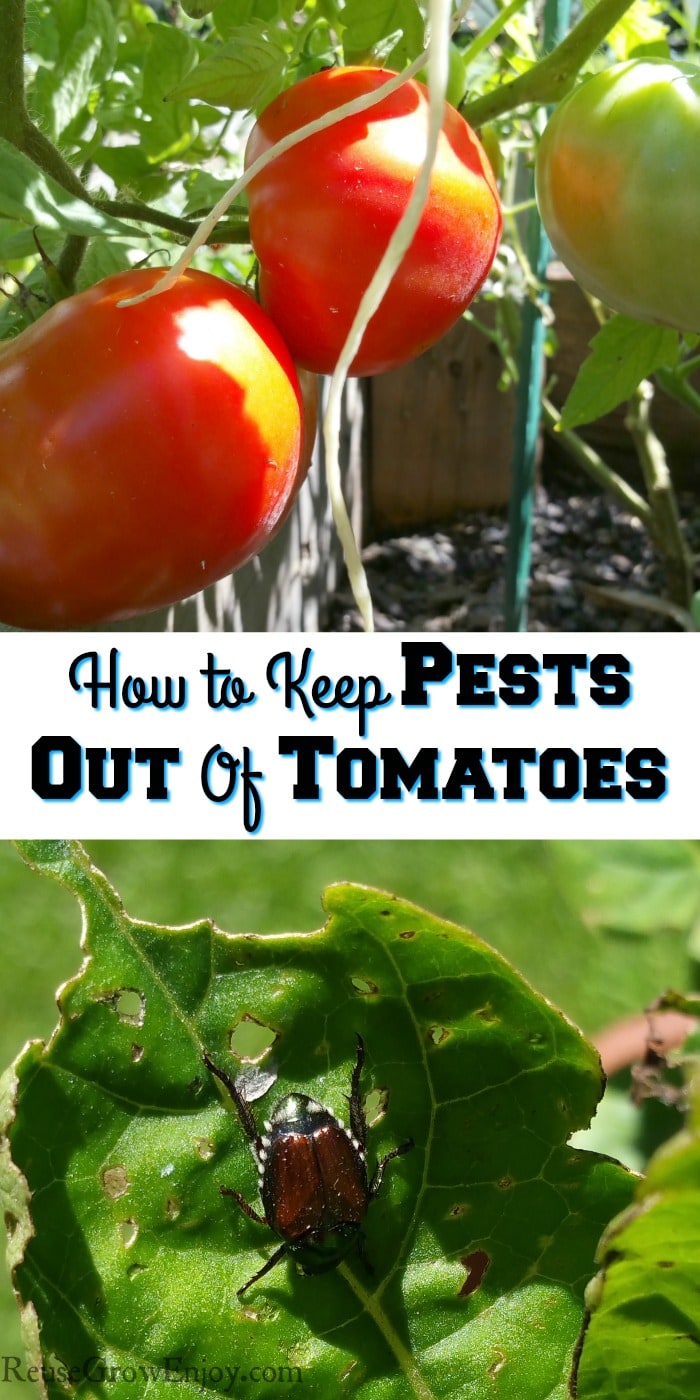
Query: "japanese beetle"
203 1036 413 1296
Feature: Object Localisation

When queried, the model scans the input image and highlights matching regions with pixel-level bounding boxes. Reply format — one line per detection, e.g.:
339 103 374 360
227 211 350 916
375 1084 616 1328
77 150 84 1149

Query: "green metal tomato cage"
504 0 571 630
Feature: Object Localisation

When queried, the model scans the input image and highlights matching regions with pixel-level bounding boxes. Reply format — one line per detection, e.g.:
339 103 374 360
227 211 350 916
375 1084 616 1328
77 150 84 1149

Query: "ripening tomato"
0 267 310 629
535 59 700 334
245 66 502 376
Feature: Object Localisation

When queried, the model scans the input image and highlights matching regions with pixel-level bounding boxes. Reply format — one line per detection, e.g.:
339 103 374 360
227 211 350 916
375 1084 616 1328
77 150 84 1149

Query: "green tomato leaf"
559 315 681 429
341 0 426 66
213 0 295 36
166 22 289 113
573 1059 700 1398
139 24 202 160
0 139 139 237
0 841 636 1400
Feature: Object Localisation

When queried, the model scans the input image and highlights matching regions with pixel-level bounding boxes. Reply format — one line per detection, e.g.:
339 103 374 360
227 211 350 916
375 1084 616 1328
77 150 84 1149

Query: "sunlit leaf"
167 23 289 112
0 139 137 237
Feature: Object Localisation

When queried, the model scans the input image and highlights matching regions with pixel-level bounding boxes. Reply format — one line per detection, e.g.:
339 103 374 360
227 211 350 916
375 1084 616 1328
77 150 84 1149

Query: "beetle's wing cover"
265 1134 325 1238
314 1124 368 1227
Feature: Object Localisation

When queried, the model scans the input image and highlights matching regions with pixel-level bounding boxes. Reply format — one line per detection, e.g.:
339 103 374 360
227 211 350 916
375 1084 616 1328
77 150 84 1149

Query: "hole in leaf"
194 1136 216 1161
127 1262 148 1282
131 1043 144 1062
448 1203 470 1219
241 1304 264 1323
399 929 416 939
429 1025 450 1046
229 1016 278 1063
474 1003 497 1023
351 976 379 996
100 987 146 1027
119 1218 138 1248
459 1249 490 1298
364 1087 388 1126
3 1211 19 1239
164 1196 181 1221
488 1350 507 1378
102 1166 130 1200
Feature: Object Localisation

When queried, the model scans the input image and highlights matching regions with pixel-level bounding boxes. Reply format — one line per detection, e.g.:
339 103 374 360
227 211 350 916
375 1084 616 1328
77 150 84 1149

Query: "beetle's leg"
220 1184 268 1226
368 1138 414 1198
348 1033 367 1151
237 1242 289 1297
203 1050 260 1147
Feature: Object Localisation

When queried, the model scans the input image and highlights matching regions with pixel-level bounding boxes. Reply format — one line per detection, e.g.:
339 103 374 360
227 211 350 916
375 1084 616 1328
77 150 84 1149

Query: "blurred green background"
2 839 699 1377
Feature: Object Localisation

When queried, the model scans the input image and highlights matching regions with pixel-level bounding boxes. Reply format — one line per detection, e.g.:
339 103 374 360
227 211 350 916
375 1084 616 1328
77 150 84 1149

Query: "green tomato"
535 59 700 334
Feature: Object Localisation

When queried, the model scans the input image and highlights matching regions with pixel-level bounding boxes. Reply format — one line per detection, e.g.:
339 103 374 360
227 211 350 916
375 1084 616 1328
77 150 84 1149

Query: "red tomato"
245 67 502 376
0 267 307 628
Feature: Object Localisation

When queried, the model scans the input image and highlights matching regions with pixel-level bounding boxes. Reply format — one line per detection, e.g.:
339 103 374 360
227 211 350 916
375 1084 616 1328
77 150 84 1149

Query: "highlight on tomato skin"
535 58 700 336
0 267 307 630
245 66 503 377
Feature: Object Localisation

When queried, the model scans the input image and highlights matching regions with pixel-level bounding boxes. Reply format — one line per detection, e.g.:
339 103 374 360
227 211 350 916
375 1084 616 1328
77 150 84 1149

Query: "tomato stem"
541 398 653 530
0 0 29 149
657 364 700 418
462 0 641 125
56 235 88 297
625 382 694 610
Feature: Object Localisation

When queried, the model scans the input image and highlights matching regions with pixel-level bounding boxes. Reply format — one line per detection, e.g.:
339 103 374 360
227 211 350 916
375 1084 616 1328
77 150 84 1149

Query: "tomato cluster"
0 66 501 628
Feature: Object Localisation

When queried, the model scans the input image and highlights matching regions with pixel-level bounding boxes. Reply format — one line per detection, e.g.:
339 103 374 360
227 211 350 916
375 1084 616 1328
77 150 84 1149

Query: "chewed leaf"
574 1068 700 1399
1 841 635 1399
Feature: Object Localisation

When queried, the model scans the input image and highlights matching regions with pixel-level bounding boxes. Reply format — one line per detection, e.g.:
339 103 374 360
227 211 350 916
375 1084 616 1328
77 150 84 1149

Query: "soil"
328 479 700 633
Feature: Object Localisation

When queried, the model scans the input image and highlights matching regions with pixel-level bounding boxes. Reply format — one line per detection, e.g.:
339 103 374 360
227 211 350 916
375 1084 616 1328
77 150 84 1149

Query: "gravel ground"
328 482 700 632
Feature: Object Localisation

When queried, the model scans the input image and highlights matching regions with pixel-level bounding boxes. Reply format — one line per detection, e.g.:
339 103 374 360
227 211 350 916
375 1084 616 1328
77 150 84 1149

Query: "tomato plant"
535 59 700 335
0 267 311 629
244 66 502 377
